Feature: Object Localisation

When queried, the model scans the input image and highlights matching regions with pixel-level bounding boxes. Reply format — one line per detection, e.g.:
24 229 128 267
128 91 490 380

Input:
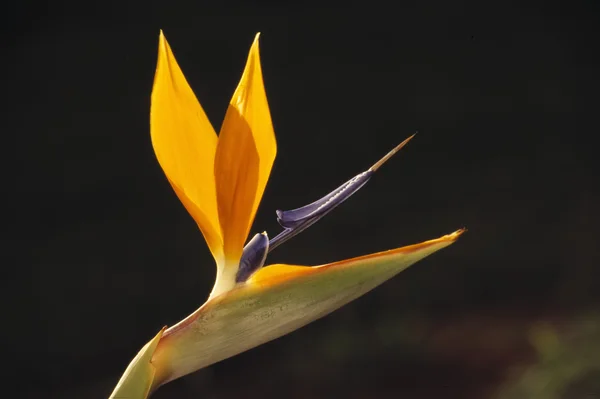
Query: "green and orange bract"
109 31 464 399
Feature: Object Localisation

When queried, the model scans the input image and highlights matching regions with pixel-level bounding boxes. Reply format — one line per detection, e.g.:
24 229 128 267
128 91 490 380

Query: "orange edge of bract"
249 228 467 288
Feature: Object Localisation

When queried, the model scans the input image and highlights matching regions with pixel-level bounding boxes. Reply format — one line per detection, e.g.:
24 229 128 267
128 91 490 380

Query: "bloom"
109 32 464 399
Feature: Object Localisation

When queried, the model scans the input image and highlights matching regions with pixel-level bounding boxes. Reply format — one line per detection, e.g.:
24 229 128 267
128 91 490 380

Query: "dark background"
3 1 600 398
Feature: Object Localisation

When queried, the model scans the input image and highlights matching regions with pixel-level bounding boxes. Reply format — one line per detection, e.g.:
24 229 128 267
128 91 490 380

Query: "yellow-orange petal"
212 33 277 294
150 31 223 261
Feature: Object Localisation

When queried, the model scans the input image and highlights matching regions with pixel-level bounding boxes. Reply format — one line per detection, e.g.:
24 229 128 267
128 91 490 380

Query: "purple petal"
276 171 373 228
236 232 269 282
268 171 372 252
268 135 416 253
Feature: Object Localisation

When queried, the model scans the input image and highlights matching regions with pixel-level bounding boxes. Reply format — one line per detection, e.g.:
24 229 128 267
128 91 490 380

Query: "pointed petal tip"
447 227 467 241
157 30 169 56
369 133 417 172
248 32 261 51
158 30 167 44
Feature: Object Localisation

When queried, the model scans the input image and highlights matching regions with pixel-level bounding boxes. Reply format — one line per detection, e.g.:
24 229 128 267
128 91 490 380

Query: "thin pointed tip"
369 133 416 172
247 32 261 57
157 30 168 52
158 30 167 44
448 228 467 241
252 32 261 47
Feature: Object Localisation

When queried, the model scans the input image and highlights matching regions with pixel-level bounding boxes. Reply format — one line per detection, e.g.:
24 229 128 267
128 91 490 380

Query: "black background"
4 1 600 398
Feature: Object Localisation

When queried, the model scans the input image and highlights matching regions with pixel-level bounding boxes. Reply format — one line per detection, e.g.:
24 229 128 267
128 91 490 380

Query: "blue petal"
236 232 269 282
268 171 372 252
269 134 415 253
276 171 373 228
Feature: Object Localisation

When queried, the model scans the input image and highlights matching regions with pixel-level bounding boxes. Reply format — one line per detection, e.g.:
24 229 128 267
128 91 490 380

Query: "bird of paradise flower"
109 31 465 399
